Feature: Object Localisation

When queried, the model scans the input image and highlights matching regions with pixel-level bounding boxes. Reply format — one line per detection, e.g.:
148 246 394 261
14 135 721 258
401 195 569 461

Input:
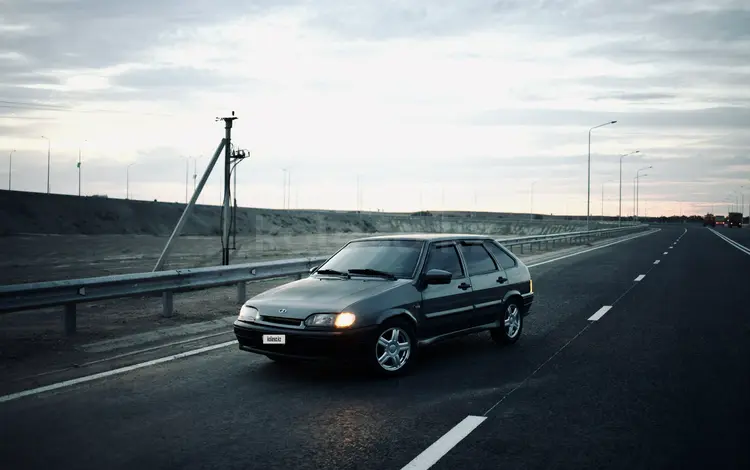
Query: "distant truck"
703 213 716 227
727 212 743 228
715 215 726 226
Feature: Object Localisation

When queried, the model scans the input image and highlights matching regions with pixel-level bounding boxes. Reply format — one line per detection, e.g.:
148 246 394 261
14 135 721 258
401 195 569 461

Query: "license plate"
262 334 286 344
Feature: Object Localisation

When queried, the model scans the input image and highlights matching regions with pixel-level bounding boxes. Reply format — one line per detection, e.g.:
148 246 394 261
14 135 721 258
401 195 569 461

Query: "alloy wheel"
375 327 412 372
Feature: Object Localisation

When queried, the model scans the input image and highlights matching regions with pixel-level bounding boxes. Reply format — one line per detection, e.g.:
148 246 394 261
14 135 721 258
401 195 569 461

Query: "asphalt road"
1 226 748 470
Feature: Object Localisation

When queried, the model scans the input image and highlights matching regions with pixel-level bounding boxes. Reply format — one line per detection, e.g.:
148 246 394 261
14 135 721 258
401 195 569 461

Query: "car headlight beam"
335 312 356 328
305 312 356 328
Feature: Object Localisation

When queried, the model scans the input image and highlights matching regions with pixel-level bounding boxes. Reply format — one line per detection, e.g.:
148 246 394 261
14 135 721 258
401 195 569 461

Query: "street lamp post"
77 140 87 197
587 120 617 231
282 169 288 209
618 150 639 226
633 175 647 220
8 149 15 190
184 157 190 204
635 166 651 220
530 181 537 221
281 169 291 209
41 136 50 193
126 163 135 199
601 180 615 221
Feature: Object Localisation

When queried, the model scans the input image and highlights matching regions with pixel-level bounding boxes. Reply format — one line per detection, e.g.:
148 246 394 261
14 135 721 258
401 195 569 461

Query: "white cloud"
1 1 749 217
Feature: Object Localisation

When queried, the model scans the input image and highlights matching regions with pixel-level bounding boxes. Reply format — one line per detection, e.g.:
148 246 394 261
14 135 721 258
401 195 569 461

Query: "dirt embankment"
0 190 604 237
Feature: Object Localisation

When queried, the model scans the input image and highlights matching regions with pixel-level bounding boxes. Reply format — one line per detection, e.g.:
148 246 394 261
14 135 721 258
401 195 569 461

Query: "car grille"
259 316 303 327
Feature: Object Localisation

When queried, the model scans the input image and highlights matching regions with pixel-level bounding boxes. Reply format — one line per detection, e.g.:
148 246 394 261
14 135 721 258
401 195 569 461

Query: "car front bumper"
233 320 378 361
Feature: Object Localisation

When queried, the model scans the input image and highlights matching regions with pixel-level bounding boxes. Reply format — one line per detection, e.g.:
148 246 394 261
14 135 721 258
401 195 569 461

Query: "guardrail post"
236 282 246 304
162 291 174 317
63 303 76 336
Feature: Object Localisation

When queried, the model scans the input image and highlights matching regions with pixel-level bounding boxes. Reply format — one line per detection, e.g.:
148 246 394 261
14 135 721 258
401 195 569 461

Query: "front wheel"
367 319 416 377
490 300 523 345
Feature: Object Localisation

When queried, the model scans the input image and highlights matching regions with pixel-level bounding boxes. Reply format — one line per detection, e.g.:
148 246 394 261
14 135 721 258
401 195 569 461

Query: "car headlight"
238 305 259 322
305 312 356 328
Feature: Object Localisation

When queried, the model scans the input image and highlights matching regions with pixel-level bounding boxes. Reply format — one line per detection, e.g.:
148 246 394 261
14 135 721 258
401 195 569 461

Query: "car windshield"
317 239 425 279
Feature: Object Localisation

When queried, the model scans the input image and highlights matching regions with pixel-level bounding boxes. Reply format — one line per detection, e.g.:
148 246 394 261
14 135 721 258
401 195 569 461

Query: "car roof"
350 233 496 243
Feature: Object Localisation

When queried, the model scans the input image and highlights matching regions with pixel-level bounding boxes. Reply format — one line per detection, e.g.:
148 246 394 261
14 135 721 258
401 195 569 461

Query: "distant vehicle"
727 212 743 228
234 234 534 376
716 215 726 226
703 214 716 227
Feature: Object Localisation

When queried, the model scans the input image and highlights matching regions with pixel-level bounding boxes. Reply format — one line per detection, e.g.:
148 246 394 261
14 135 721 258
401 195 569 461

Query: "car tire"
490 299 523 345
367 318 417 377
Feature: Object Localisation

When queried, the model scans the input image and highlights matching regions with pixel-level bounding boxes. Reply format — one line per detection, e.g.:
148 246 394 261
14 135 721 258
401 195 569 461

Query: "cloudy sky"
1 0 749 216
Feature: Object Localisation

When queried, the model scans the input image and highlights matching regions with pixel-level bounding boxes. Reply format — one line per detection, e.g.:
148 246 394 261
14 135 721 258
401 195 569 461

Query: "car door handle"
497 276 507 284
457 282 471 290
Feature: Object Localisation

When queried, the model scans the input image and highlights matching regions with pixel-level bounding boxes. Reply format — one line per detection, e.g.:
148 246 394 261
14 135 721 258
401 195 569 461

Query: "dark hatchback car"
233 234 534 376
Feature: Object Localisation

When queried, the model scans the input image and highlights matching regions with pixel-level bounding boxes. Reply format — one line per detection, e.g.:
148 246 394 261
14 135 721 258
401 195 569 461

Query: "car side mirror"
309 265 319 274
424 268 452 285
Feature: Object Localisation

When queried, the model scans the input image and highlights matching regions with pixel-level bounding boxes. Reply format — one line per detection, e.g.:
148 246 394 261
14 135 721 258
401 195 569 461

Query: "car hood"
246 276 413 320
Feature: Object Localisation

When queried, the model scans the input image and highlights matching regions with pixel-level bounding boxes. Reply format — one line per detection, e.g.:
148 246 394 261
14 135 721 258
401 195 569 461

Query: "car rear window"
484 241 516 270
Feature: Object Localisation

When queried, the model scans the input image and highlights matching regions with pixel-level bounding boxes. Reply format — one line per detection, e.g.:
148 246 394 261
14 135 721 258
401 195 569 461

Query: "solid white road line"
654 260 660 264
588 305 612 321
2 228 661 405
0 340 238 404
526 228 659 268
401 415 487 470
634 274 646 282
708 228 750 256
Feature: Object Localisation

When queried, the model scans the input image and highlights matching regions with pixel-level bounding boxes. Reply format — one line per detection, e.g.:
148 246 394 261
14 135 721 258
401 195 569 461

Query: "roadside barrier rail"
0 225 647 335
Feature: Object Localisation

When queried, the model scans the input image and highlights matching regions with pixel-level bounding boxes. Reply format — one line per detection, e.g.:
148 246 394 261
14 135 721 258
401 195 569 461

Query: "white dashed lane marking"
654 260 660 264
400 415 487 470
588 305 613 321
634 274 646 281
0 341 238 404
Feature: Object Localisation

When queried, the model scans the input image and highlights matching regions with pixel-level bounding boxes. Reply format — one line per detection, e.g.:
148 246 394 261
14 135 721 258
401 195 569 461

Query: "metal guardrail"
0 225 646 335
0 257 327 335
498 224 647 255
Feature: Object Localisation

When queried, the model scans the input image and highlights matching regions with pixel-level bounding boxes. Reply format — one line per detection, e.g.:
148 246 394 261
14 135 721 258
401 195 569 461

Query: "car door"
457 240 511 326
419 241 475 338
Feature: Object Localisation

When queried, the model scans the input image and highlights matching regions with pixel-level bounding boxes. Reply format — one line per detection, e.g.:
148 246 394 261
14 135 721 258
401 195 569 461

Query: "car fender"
502 289 524 305
373 308 418 328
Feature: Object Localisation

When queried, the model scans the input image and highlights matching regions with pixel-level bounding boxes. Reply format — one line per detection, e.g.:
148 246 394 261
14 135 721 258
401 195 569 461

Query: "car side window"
424 244 464 279
458 243 498 276
485 241 516 270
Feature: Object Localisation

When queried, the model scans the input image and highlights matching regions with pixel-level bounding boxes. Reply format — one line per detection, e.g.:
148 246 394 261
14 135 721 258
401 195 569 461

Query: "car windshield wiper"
315 269 350 277
347 268 398 280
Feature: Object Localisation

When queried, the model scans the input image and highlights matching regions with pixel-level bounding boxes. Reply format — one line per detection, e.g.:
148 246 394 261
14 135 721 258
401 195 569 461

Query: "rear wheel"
367 319 416 377
490 299 523 345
